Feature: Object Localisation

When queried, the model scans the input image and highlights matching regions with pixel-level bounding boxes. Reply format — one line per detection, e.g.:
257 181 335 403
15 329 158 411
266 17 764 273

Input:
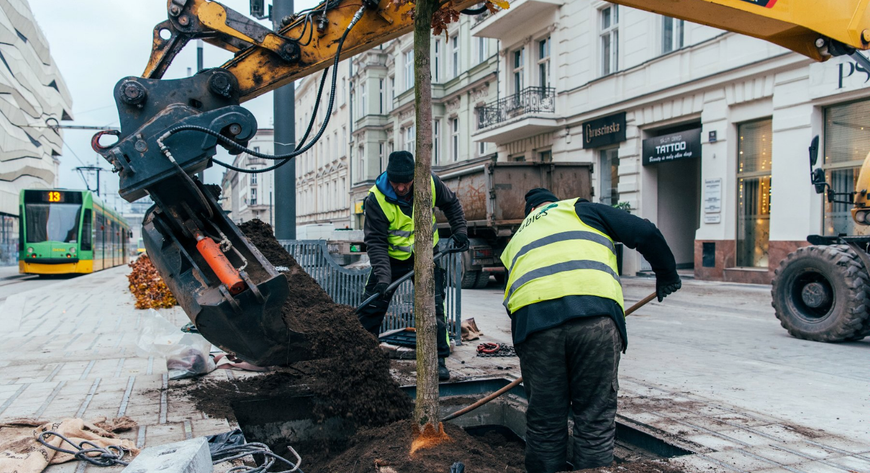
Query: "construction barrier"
279 240 463 345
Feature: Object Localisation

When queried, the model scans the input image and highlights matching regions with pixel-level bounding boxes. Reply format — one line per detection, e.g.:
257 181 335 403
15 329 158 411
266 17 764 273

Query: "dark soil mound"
186 220 411 427
322 419 524 473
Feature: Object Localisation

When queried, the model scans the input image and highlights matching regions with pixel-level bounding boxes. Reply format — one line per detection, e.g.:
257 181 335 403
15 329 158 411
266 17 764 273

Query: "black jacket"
363 172 467 285
510 199 679 351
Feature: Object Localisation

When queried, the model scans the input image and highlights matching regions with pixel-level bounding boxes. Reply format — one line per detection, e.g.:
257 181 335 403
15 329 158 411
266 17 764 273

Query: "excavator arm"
93 0 870 366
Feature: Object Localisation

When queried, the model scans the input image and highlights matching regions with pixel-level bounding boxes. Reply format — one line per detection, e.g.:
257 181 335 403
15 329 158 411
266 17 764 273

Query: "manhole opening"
231 378 693 471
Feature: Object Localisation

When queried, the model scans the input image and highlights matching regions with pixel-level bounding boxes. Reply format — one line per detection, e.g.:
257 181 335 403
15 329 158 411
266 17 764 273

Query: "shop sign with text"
642 128 701 166
582 112 626 149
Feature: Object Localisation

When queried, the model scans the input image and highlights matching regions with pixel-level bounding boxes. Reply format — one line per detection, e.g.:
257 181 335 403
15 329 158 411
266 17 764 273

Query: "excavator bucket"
141 201 312 367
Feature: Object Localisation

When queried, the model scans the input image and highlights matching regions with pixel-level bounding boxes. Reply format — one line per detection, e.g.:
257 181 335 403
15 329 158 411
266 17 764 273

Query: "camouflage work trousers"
515 316 622 473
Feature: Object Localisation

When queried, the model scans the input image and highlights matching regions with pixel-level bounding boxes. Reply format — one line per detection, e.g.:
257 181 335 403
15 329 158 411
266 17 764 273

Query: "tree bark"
412 0 440 432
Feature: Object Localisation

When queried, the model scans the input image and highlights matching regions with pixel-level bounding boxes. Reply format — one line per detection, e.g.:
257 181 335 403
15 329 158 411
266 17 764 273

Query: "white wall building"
468 1 870 283
220 129 276 225
294 63 352 229
0 0 72 265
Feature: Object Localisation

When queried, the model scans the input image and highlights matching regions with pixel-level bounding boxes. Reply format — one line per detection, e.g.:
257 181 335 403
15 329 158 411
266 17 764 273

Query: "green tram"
18 189 131 275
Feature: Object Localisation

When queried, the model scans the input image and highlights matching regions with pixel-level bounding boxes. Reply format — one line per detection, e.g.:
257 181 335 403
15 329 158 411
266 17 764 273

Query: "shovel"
355 244 466 313
442 291 658 422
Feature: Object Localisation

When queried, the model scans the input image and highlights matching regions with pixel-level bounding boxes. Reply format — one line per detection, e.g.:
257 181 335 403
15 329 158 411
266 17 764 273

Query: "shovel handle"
355 246 464 312
444 290 659 422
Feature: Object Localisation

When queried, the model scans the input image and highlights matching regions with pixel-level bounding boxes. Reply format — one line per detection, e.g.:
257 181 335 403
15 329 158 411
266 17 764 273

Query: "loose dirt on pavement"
183 220 689 472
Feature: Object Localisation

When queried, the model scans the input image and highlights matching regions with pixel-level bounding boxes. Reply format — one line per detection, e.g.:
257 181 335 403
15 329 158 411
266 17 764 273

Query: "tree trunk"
411 0 441 436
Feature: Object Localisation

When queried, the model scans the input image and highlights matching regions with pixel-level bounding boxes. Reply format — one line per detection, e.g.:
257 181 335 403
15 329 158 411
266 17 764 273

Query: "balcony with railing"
470 0 563 41
474 86 559 144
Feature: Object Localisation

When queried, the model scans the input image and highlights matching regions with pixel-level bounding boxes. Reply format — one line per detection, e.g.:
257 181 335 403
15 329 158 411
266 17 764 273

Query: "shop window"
736 119 772 268
823 100 870 236
599 147 619 205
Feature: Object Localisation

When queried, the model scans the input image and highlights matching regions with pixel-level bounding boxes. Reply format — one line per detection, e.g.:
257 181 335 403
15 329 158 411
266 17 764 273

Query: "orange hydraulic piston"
195 236 245 295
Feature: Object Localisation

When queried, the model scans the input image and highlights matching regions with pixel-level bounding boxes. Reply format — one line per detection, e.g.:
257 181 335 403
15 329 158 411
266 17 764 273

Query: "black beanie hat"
386 151 415 183
524 188 559 217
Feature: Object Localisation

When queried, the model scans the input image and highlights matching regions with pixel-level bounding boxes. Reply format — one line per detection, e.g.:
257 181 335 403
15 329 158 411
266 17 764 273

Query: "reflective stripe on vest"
369 177 440 260
499 198 624 314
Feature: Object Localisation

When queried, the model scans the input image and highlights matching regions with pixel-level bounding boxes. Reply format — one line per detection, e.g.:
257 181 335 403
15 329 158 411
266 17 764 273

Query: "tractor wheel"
771 245 870 342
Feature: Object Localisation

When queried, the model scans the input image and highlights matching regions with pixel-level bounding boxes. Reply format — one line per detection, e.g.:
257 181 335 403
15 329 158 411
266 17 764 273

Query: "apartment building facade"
0 0 72 265
294 63 353 229
220 129 277 225
471 0 870 283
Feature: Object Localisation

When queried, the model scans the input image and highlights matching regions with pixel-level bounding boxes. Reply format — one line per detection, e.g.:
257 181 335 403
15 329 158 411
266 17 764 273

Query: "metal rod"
443 291 659 422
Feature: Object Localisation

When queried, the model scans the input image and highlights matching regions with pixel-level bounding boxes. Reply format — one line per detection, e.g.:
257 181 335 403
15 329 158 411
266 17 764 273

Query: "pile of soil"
185 220 689 473
187 219 412 427
127 254 177 309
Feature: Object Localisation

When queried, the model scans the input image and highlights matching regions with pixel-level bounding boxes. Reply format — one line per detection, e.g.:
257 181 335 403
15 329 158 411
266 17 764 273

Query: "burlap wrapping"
0 418 139 473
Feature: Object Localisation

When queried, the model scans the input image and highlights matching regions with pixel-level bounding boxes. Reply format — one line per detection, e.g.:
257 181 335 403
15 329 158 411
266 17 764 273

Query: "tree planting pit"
227 379 693 473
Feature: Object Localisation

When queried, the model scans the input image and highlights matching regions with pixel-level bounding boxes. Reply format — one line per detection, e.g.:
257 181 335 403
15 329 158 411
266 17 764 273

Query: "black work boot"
438 358 450 381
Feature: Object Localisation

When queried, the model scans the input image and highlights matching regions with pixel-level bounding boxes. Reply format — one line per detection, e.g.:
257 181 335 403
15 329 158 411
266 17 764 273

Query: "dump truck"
434 158 592 289
94 0 870 365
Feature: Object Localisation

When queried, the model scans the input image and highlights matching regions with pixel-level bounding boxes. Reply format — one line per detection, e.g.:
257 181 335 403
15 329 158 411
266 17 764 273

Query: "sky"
28 0 318 211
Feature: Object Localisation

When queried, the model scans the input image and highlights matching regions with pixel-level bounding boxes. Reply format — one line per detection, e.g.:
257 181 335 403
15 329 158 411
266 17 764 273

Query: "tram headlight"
69 247 76 255
27 247 33 254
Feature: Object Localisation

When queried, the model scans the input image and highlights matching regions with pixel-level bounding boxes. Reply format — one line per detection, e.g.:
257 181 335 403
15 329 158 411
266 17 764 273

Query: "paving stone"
705 449 783 471
669 453 743 472
740 445 813 466
791 460 861 473
821 454 870 472
807 436 870 455
773 441 842 461
684 433 748 452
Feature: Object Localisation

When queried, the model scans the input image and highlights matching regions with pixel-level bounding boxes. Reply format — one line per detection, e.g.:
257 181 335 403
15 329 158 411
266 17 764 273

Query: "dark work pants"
358 257 450 358
515 316 621 473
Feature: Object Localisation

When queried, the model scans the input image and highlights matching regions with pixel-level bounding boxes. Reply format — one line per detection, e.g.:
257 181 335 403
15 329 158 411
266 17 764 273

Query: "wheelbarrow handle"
355 246 464 312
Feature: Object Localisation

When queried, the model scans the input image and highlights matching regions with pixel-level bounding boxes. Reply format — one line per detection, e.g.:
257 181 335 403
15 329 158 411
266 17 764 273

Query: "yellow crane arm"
614 0 870 62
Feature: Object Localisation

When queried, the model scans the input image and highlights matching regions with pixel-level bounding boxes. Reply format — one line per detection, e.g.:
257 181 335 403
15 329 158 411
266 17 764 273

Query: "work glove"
452 233 469 251
656 277 682 302
373 282 390 301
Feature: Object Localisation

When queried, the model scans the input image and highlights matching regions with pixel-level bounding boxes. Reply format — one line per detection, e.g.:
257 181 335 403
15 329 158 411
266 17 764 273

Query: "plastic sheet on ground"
135 309 216 379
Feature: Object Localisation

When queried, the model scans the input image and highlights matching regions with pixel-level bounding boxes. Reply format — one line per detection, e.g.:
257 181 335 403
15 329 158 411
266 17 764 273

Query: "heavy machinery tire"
771 244 870 342
474 271 490 289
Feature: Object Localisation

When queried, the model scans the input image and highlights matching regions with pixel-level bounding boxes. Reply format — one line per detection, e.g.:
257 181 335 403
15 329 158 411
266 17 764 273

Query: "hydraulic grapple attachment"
95 70 310 366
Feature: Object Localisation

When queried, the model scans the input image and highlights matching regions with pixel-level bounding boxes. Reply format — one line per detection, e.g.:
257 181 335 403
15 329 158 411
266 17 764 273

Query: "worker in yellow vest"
360 151 468 381
501 188 681 472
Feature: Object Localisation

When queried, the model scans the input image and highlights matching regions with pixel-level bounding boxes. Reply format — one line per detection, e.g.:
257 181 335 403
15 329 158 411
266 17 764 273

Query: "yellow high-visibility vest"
369 177 439 260
500 198 624 314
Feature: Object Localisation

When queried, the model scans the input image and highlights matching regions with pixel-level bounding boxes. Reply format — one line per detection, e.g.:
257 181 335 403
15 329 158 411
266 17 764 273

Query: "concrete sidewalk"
0 268 868 472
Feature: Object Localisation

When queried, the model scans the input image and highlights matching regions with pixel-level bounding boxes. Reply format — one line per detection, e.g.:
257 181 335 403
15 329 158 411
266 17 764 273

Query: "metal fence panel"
278 240 463 345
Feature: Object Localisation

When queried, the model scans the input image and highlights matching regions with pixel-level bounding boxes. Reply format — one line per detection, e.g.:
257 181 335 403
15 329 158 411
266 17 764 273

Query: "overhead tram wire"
157 3 367 175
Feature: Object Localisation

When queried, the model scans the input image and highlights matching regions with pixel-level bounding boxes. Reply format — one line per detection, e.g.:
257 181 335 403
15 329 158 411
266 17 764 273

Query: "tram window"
81 210 93 251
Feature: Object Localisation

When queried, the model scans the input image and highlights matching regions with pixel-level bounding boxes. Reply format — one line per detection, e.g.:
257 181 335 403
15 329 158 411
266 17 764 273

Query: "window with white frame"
341 126 347 157
600 4 619 76
389 76 395 104
538 37 551 89
512 48 525 95
451 35 459 78
404 50 414 90
434 39 442 82
379 79 384 114
251 172 258 185
333 131 338 157
378 142 386 172
450 118 459 161
360 82 367 116
358 145 365 180
250 188 257 205
399 127 405 151
662 16 684 54
478 141 486 157
349 89 355 120
326 136 330 161
406 125 416 153
433 119 441 164
340 78 346 105
476 37 487 65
